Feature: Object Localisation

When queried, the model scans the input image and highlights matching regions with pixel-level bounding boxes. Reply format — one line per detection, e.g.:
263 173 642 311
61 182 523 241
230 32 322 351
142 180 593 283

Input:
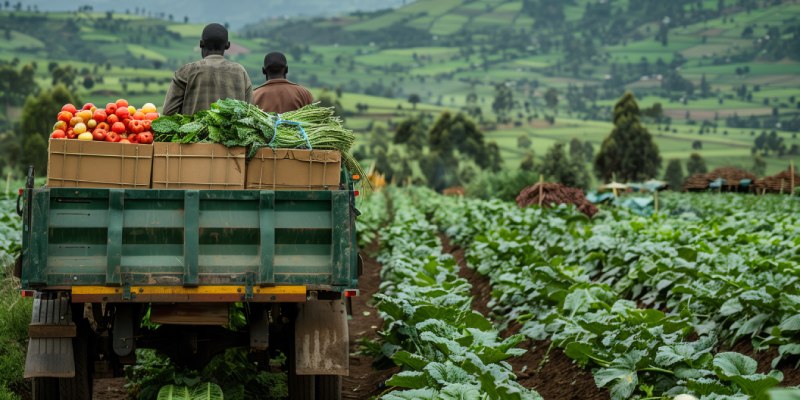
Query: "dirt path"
93 377 127 400
342 242 399 399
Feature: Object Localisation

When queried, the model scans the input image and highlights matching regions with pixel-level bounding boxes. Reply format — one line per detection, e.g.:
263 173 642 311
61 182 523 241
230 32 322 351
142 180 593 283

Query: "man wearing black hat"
163 23 252 115
252 52 313 114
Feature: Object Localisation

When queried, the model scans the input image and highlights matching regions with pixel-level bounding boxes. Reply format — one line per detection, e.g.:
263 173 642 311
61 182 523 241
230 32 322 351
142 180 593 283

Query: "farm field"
354 188 800 399
1 179 800 399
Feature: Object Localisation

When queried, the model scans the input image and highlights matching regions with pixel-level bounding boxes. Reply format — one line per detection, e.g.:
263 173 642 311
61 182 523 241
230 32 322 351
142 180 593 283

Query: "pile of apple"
51 99 158 144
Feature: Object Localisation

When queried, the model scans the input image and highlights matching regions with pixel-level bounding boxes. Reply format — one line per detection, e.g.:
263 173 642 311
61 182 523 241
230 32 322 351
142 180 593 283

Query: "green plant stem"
639 366 675 375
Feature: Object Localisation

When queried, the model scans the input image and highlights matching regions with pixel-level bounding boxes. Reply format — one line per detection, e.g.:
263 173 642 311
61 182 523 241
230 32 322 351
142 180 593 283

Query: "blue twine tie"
269 114 312 149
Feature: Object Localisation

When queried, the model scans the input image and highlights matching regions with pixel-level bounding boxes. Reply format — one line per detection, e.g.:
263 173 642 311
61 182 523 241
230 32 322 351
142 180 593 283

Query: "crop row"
358 190 542 399
412 190 800 400
0 198 21 266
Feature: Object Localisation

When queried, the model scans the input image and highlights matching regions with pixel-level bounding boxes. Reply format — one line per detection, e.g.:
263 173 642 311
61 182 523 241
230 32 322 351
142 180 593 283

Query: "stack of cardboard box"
46 139 342 190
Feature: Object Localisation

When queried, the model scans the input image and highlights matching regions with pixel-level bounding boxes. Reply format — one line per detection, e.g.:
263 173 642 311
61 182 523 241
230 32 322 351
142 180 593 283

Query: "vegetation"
663 158 685 190
594 92 662 182
408 187 800 399
0 195 29 400
360 190 542 399
125 347 286 400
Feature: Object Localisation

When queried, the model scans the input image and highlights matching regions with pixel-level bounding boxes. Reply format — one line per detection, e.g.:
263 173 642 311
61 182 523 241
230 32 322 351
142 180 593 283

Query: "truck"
17 163 362 400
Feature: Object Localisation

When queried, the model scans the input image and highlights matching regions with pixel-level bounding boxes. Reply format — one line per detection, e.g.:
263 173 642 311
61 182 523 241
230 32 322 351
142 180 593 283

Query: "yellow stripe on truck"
71 285 307 303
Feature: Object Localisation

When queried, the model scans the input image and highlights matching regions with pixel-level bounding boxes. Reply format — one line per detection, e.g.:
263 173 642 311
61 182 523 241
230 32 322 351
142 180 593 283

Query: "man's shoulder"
176 59 203 73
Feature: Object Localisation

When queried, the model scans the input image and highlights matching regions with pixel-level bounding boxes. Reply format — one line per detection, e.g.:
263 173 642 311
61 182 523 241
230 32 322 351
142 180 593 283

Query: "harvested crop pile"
683 167 756 191
516 182 598 217
754 168 799 194
683 173 710 191
707 166 756 184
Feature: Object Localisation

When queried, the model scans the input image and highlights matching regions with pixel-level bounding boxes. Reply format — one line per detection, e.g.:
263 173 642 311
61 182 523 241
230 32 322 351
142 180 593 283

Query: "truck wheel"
59 320 93 400
32 377 60 400
315 375 342 400
287 346 315 400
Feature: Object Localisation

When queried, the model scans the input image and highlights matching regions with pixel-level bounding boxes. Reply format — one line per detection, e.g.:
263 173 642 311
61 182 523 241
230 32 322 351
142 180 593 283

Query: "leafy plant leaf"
386 371 428 389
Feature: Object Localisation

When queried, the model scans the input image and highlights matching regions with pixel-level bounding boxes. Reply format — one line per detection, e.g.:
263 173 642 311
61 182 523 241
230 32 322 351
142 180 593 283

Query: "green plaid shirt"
163 55 253 115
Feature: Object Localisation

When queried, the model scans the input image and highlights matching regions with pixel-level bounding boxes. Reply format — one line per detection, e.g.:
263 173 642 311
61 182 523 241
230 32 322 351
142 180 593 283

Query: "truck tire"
32 377 60 400
287 345 315 400
59 320 93 400
315 375 342 400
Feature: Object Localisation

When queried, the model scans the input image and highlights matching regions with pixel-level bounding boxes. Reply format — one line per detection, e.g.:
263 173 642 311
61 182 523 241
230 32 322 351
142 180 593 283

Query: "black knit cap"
201 23 228 47
264 52 288 68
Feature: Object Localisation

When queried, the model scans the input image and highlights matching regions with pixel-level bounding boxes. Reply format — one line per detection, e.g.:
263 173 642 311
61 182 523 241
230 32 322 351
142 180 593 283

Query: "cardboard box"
246 148 341 190
152 142 246 189
47 139 153 188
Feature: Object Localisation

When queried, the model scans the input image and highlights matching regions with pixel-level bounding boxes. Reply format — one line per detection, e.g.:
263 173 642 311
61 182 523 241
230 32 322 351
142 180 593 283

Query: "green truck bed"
21 188 358 293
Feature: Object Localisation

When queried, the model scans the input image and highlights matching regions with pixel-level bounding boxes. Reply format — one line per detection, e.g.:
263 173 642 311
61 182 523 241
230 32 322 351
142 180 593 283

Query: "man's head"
200 23 230 56
263 52 288 79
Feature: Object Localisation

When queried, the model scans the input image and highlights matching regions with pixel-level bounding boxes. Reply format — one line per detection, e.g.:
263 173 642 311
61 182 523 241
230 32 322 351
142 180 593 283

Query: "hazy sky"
21 0 412 29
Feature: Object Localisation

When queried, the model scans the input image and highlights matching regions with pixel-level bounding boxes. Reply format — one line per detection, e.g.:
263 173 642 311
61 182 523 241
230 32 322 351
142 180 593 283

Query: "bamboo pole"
654 190 659 214
791 161 795 194
538 174 544 206
4 171 10 196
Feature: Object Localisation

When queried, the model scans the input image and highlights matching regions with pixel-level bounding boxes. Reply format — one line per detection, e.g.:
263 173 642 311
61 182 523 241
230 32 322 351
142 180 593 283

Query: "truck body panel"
22 188 358 294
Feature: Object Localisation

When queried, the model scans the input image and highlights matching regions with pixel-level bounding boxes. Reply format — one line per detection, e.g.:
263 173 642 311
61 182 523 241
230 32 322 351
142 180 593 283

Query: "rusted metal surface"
294 300 349 376
150 303 229 325
28 324 77 338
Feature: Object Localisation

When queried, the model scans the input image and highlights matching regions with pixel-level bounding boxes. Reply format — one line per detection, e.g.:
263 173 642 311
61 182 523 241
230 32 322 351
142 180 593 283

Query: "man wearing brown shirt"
163 23 253 116
252 52 314 114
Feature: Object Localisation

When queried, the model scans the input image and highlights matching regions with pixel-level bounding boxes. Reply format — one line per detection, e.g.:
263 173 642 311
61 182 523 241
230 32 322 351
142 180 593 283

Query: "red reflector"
344 289 359 297
18 188 24 196
21 290 35 298
354 190 360 197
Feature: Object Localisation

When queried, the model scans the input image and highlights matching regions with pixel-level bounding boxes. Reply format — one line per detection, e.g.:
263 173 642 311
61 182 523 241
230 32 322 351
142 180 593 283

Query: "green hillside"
0 0 798 183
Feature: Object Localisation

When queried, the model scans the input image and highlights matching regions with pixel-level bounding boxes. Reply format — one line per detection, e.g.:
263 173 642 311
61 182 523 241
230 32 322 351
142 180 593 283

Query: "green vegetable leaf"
778 314 800 332
714 352 759 378
386 371 428 389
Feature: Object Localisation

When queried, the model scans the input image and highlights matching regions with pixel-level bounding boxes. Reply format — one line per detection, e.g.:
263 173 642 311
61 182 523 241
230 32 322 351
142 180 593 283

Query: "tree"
520 152 535 171
82 75 95 90
544 88 559 108
393 114 428 157
686 152 708 175
407 93 421 110
491 84 513 122
18 85 80 174
540 143 589 189
583 141 594 162
0 63 39 108
699 74 711 97
663 159 684 190
517 135 532 149
751 155 766 177
569 138 585 162
594 92 662 182
51 65 78 90
692 140 702 150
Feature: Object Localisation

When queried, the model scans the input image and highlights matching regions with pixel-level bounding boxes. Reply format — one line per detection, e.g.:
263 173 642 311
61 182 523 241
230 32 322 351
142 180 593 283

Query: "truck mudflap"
294 299 349 376
24 292 76 378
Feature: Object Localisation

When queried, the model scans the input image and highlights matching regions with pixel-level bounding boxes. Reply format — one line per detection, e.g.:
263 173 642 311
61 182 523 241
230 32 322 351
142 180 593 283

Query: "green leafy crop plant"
398 188 800 400
363 188 542 399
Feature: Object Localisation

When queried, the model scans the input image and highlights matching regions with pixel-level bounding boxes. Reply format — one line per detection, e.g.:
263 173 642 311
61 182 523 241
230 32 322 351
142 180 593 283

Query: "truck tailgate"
22 188 356 292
